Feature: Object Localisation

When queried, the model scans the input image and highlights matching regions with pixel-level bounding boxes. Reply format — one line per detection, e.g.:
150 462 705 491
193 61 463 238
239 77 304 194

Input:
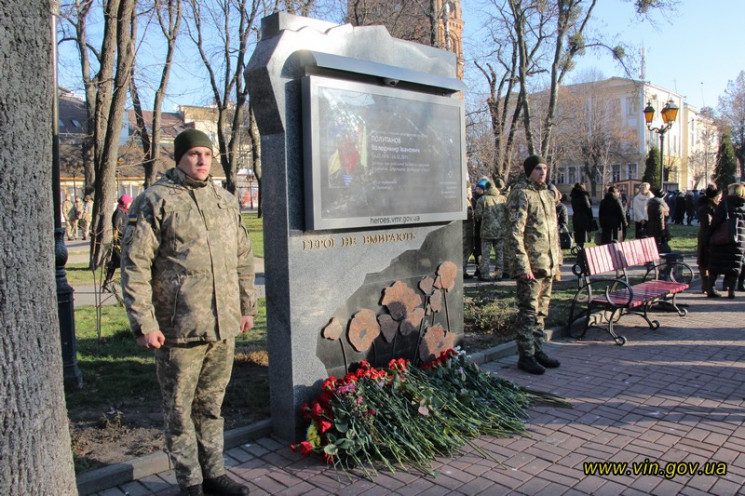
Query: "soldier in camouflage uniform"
505 155 563 375
62 194 74 240
79 195 93 240
474 179 507 281
121 129 255 496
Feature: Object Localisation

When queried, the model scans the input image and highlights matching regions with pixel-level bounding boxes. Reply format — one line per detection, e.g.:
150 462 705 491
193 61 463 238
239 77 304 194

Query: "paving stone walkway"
83 288 745 495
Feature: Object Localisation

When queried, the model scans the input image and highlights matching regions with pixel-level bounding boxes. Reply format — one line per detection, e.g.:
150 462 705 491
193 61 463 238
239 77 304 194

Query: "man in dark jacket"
570 182 594 249
647 188 670 251
122 129 255 496
598 186 628 244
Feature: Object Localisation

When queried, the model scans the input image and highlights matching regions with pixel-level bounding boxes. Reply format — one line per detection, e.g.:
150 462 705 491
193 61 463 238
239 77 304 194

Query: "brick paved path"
90 290 745 495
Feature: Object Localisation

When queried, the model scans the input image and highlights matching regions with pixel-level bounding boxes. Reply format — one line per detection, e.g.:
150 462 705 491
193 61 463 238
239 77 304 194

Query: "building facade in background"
552 77 717 200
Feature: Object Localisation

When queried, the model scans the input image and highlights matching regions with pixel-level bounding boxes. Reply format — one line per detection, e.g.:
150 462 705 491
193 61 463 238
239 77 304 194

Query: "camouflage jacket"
474 187 507 239
121 167 257 343
504 177 562 278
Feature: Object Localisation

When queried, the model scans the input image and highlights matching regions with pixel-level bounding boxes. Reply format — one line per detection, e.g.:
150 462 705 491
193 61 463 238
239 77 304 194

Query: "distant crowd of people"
464 170 745 375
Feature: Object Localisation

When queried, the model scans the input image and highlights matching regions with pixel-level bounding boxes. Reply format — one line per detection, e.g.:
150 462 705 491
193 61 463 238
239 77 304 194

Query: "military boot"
181 485 204 496
535 351 560 368
517 355 545 375
203 475 250 495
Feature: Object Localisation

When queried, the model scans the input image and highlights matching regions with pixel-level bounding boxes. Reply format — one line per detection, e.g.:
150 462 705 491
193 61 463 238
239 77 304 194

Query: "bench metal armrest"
575 278 634 309
642 261 694 285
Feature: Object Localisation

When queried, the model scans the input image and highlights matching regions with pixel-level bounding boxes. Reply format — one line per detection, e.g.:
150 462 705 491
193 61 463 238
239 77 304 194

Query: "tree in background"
129 0 183 189
0 1 77 493
471 0 672 179
642 145 661 189
717 71 745 180
713 133 738 191
59 0 137 267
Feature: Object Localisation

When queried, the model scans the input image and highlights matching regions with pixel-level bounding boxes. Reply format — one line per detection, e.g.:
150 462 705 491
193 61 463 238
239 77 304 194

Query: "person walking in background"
462 182 476 278
121 129 255 496
554 187 570 247
707 183 745 299
684 190 696 225
697 185 722 297
80 195 93 240
69 197 83 240
505 155 562 375
666 190 678 224
632 182 654 238
672 190 685 225
570 182 594 249
102 194 133 291
647 188 670 251
598 186 628 244
62 194 75 240
471 179 487 278
474 179 507 281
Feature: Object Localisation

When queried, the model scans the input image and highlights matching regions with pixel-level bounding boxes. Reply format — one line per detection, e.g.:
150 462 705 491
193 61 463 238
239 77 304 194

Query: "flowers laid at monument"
291 348 569 476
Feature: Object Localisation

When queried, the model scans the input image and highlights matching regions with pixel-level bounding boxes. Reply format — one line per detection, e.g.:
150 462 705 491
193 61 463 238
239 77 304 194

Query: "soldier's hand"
136 330 165 349
240 315 254 333
519 271 535 281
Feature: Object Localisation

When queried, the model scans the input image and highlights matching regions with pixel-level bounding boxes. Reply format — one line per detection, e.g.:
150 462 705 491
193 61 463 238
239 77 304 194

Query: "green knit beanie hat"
523 155 546 177
174 129 213 164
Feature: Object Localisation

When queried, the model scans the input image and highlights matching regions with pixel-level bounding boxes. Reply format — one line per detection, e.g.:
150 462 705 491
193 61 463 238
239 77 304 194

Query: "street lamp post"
643 99 679 190
52 1 83 388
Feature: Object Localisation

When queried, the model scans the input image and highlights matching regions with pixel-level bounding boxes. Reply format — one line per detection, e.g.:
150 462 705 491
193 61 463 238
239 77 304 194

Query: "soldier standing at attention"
121 129 255 496
505 155 563 375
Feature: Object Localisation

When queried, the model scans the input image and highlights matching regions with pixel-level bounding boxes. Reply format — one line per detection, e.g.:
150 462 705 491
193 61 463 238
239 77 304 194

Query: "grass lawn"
63 213 265 287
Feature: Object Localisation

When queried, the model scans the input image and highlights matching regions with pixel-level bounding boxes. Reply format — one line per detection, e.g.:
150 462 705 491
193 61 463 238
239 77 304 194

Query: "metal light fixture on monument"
643 99 679 190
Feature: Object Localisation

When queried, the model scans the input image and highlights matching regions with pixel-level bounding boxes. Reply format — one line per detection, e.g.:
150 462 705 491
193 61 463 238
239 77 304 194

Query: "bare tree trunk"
248 103 262 217
128 0 182 189
90 0 136 268
0 1 77 493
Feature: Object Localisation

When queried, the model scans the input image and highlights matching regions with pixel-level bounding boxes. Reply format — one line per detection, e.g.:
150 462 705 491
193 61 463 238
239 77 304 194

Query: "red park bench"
565 237 693 345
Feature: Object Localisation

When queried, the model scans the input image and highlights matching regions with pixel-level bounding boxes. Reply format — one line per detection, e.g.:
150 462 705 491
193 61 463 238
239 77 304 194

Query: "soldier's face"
530 163 548 184
177 147 212 181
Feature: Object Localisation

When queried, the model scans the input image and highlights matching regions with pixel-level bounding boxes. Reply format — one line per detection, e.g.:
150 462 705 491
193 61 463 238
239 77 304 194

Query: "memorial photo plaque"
302 76 466 230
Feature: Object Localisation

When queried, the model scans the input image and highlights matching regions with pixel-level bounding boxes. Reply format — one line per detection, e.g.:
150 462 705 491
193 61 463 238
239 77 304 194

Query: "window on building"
611 164 621 183
567 166 577 185
627 163 638 180
556 167 567 184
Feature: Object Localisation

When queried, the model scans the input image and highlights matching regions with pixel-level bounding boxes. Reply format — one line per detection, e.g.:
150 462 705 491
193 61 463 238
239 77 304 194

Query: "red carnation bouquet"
291 349 568 476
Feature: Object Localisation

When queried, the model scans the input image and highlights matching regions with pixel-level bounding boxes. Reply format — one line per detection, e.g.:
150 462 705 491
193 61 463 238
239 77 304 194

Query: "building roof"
58 90 88 137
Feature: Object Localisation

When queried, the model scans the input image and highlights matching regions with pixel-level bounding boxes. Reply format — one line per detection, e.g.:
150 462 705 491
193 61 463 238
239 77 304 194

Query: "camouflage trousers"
514 276 553 357
155 338 235 488
479 238 504 277
463 218 475 269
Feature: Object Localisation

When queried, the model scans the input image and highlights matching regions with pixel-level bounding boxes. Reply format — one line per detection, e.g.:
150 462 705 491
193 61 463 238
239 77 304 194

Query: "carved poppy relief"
377 313 399 343
381 281 422 321
322 317 344 340
348 309 380 352
399 307 425 336
434 261 458 292
419 324 456 363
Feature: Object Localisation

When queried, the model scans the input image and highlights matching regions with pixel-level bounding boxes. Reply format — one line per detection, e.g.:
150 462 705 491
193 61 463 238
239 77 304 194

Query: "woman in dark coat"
696 185 722 296
570 182 594 248
598 186 627 244
707 183 745 298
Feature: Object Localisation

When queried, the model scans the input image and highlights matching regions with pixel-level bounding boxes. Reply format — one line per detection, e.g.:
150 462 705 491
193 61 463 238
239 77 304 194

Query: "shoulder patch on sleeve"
128 213 138 225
